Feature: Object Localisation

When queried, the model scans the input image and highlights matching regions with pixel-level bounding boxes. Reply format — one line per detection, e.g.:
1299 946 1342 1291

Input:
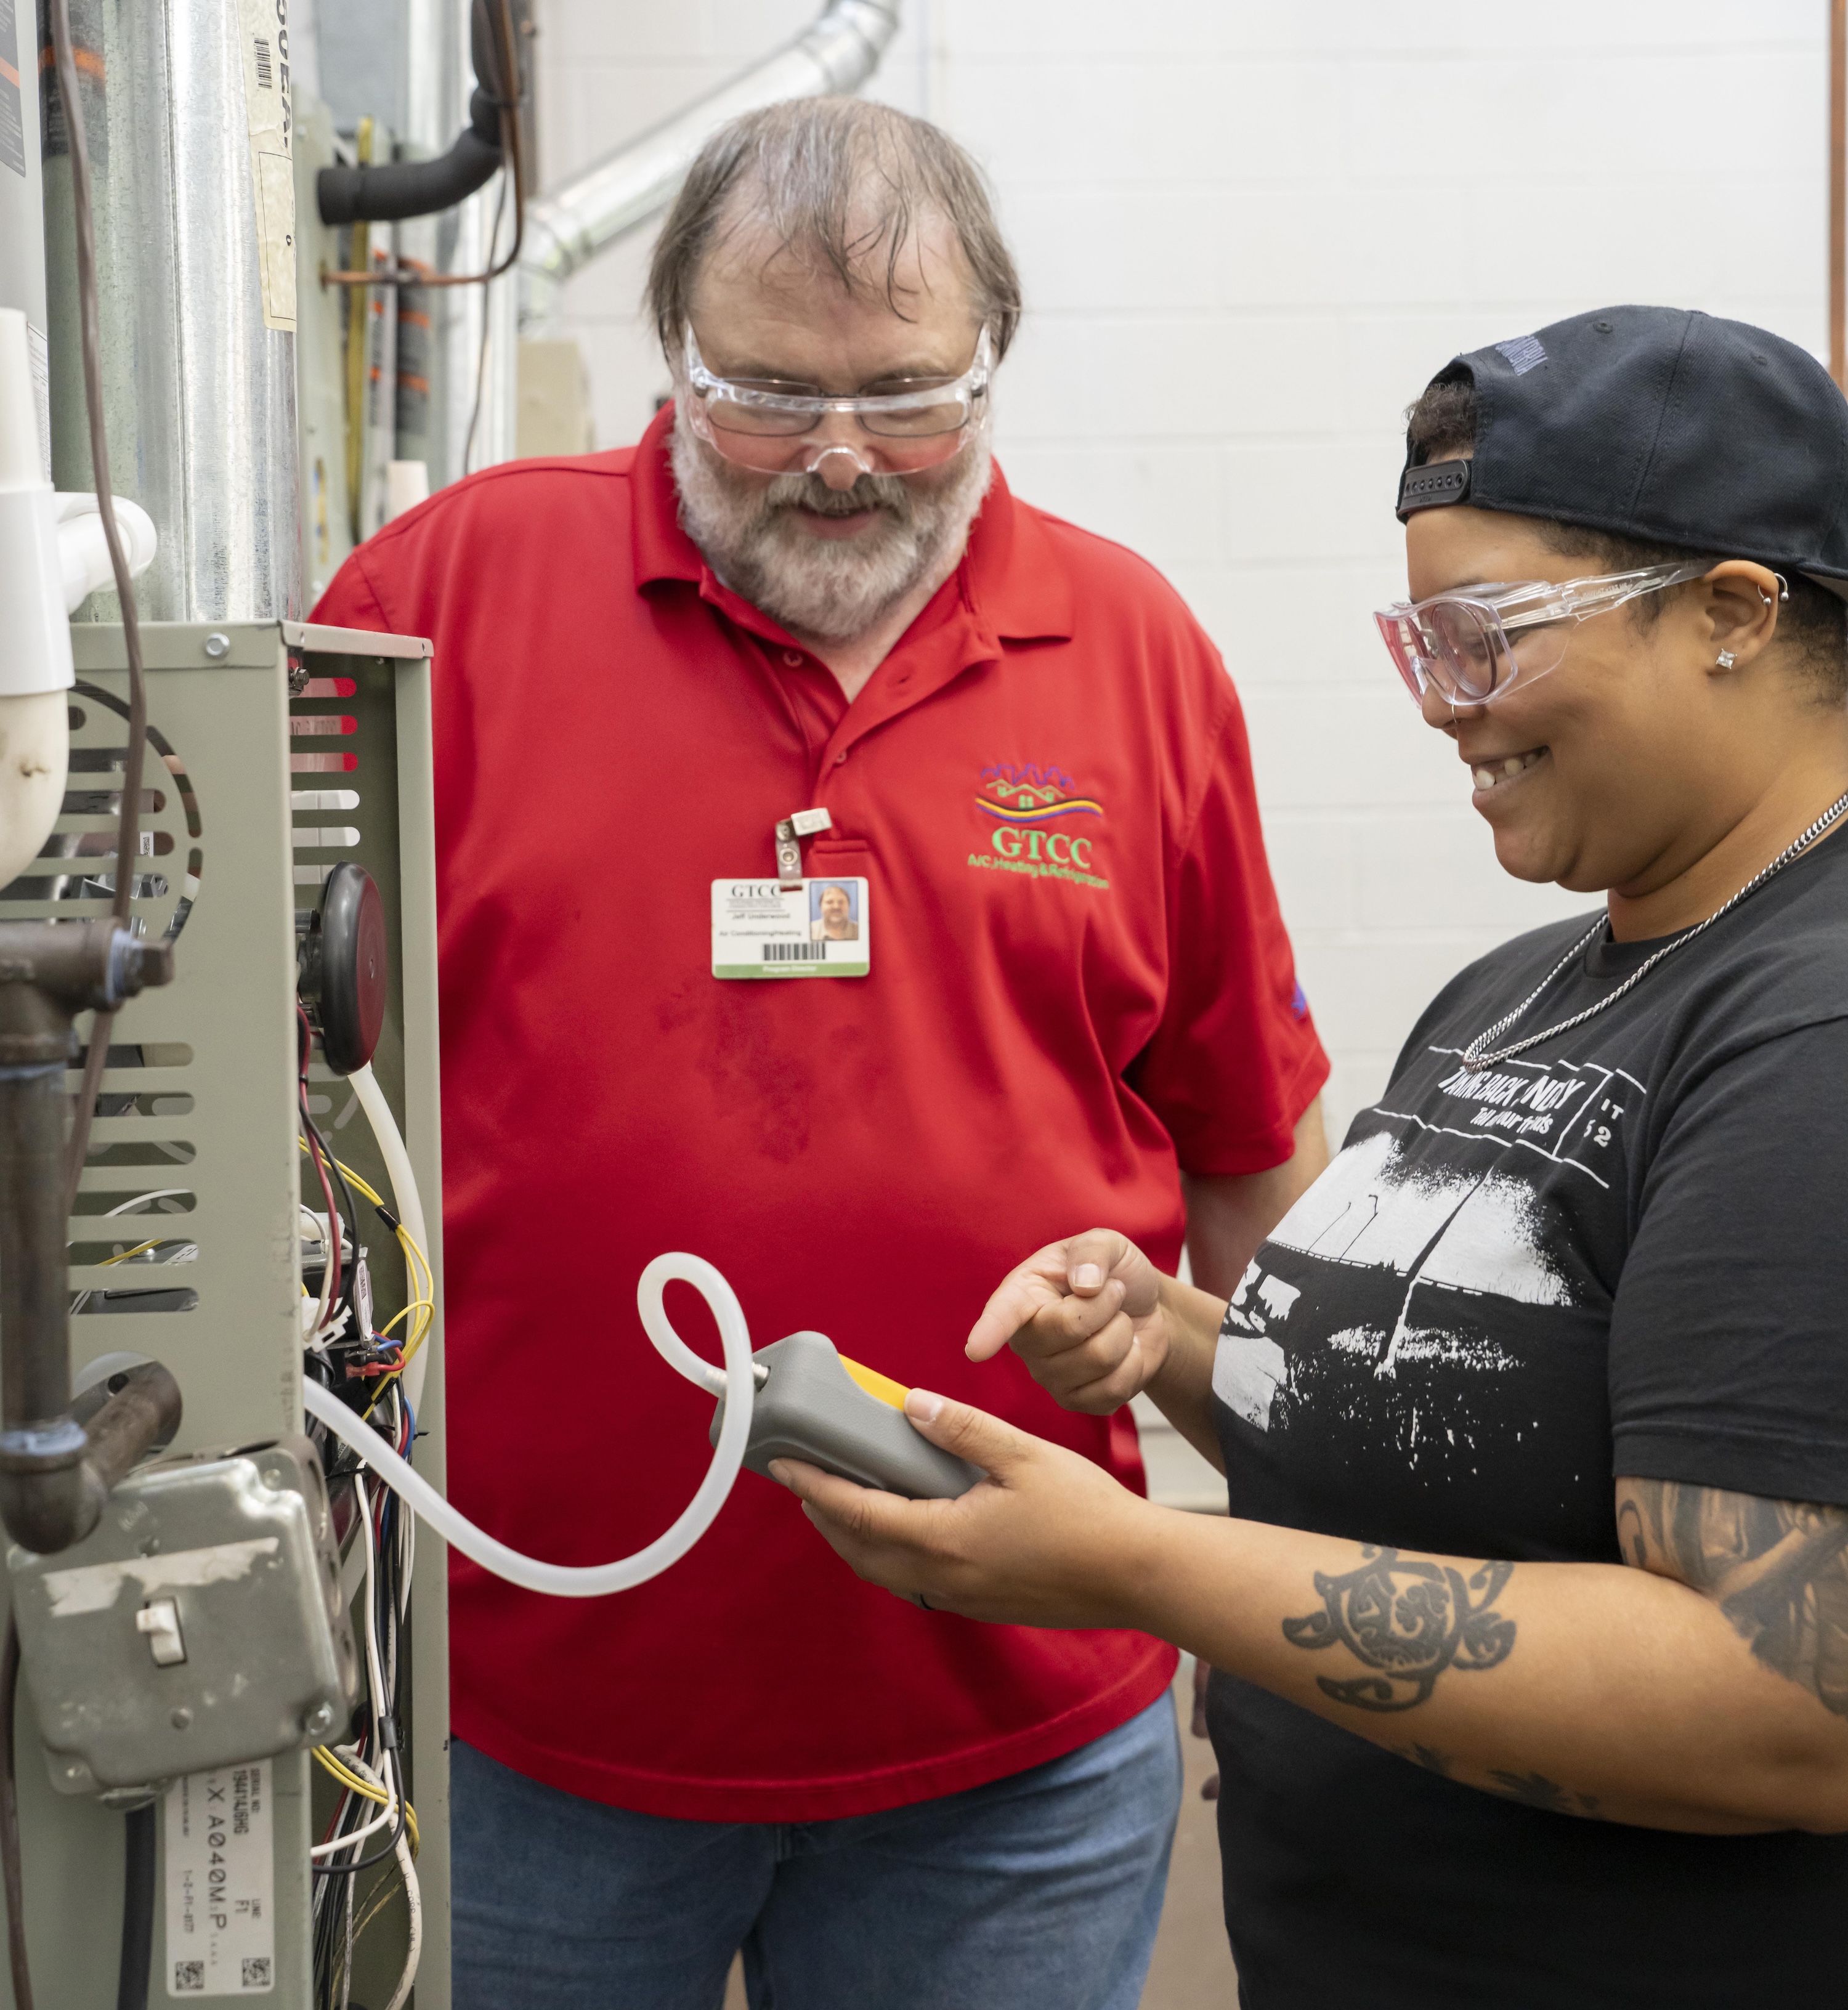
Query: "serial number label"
166 1763 275 1995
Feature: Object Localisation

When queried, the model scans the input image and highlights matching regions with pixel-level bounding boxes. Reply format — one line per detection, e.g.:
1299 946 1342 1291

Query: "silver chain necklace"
1462 790 1848 1071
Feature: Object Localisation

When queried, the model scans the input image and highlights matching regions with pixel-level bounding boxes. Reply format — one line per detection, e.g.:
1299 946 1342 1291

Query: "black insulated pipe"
0 920 178 1555
317 0 527 226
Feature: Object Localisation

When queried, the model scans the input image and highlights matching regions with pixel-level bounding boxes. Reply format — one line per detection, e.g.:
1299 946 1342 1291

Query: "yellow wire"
97 1236 165 1268
313 1745 421 1855
294 1135 436 1374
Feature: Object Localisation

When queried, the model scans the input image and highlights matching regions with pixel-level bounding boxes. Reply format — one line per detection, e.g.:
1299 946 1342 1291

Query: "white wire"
301 1252 755 1597
350 1064 433 1411
310 1774 399 1859
103 1188 191 1216
383 1822 421 2010
315 1745 419 2010
310 1483 403 1861
355 1481 386 1743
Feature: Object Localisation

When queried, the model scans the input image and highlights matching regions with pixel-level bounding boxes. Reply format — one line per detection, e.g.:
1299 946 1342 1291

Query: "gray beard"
668 416 993 644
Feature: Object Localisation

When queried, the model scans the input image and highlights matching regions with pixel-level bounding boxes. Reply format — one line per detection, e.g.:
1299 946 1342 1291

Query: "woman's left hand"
769 1390 1156 1627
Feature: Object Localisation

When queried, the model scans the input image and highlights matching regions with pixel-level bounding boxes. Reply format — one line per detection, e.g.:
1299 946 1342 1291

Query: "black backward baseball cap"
1396 304 1848 601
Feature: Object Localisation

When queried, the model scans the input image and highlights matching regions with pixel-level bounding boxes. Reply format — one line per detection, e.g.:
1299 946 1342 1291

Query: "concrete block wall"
532 0 1828 1141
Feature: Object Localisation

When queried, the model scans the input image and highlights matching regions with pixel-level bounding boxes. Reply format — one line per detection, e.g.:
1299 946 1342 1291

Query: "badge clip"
774 807 832 888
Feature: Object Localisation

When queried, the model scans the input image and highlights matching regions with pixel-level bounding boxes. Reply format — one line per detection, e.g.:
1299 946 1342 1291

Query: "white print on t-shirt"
1213 1047 1643 1437
1391 1047 1645 1191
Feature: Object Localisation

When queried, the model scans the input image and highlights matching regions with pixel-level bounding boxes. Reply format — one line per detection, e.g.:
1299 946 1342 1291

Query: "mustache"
760 470 912 519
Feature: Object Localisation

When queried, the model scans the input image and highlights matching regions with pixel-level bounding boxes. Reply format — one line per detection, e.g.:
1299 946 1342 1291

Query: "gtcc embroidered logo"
967 761 1109 890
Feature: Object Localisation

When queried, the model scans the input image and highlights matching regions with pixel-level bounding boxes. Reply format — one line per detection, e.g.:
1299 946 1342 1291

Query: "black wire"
0 1618 32 2010
116 1804 155 2010
311 1749 408 1879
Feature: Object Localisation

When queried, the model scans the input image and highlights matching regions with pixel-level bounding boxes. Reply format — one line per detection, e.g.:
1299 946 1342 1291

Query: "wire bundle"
310 1384 421 2010
296 1018 435 1404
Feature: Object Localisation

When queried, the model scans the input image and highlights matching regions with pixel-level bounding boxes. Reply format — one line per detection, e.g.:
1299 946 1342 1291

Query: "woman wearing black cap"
772 306 1848 2003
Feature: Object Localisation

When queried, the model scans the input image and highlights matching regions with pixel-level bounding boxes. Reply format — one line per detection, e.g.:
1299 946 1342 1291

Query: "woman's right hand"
965 1230 1176 1414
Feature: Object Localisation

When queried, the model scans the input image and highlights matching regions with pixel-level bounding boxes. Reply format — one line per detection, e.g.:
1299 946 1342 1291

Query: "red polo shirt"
314 406 1326 1820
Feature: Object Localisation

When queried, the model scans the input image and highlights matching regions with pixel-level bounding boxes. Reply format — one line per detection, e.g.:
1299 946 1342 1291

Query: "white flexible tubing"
301 1252 754 1596
349 1064 434 1412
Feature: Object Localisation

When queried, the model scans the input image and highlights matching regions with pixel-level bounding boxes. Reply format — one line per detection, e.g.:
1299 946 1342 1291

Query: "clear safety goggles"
1374 562 1711 707
680 326 991 479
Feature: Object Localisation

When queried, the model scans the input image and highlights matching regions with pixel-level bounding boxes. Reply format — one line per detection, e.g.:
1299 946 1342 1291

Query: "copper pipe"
1833 0 1845 386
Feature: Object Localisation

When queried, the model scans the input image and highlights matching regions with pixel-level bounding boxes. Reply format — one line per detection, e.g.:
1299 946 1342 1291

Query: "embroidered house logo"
968 761 1109 891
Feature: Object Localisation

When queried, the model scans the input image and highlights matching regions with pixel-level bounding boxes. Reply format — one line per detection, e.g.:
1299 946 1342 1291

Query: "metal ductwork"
42 0 302 623
517 0 901 334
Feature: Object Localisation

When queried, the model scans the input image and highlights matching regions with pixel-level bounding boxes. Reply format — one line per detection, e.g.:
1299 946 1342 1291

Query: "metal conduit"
517 0 901 333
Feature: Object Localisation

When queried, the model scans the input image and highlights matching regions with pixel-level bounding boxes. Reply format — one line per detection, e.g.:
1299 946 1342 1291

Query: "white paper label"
165 1763 275 1995
711 877 870 979
235 0 296 333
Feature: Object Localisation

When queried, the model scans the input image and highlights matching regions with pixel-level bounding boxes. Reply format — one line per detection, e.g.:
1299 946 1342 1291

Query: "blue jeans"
452 1693 1182 2010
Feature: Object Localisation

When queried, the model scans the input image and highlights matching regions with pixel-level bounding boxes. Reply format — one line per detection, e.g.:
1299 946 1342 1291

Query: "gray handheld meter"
710 1331 980 1500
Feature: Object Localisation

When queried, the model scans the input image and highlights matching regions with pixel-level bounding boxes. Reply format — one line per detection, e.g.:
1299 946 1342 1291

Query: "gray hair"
646 97 1022 362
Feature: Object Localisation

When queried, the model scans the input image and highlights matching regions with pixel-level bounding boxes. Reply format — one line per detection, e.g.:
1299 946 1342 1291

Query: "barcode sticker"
165 1763 275 1993
712 879 869 979
235 0 295 332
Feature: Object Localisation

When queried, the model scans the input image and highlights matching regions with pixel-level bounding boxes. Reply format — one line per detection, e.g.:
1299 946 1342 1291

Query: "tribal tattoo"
1615 1478 1848 1718
1283 1546 1517 1711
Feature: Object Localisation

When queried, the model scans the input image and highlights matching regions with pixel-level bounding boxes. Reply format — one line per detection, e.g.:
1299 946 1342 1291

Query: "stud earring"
1717 649 1737 669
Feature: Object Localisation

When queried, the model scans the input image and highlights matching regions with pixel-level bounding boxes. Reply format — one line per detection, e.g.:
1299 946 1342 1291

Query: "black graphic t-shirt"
1208 835 1848 2008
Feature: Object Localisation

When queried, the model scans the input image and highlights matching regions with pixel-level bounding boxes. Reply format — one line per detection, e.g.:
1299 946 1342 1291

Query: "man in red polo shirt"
317 97 1327 2010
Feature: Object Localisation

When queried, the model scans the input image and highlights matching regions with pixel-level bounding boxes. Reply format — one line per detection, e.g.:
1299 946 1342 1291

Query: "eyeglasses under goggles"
1374 562 1713 707
680 326 991 479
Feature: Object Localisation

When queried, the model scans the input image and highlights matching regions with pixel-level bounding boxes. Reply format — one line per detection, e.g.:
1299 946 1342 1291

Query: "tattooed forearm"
1282 1546 1517 1711
1392 1743 1603 1818
1486 1771 1604 1819
1616 1478 1848 1718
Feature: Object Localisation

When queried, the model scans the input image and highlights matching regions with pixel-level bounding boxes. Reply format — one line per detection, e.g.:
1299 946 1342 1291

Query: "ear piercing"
1717 649 1737 668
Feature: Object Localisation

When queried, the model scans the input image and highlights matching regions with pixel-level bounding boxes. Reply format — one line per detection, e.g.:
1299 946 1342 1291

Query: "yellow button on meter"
839 1356 909 1410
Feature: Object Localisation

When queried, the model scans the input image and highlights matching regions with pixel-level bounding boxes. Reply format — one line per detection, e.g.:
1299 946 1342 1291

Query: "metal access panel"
0 620 450 2010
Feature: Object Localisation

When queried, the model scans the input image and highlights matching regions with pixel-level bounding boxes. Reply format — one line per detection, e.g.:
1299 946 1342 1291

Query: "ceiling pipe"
518 0 900 333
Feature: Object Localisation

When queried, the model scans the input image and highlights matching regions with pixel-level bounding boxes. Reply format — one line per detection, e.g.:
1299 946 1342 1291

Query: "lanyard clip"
775 807 832 888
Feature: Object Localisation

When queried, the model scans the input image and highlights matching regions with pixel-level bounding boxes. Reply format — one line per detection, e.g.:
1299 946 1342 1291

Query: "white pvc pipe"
349 1063 434 1411
303 1253 753 1597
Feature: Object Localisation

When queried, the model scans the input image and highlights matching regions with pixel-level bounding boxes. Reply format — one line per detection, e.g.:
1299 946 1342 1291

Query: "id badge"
711 878 870 979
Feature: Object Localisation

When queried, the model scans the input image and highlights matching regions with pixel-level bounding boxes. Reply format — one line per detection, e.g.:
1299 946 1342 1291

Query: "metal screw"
303 1701 336 1737
203 631 231 659
170 1707 192 1730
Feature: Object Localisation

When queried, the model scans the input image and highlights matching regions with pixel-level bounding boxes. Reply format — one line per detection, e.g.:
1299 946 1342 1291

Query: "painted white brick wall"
533 0 1828 1141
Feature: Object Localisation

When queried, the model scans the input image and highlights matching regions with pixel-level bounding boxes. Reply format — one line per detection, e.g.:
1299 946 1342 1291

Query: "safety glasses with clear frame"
1375 562 1711 707
680 326 992 477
